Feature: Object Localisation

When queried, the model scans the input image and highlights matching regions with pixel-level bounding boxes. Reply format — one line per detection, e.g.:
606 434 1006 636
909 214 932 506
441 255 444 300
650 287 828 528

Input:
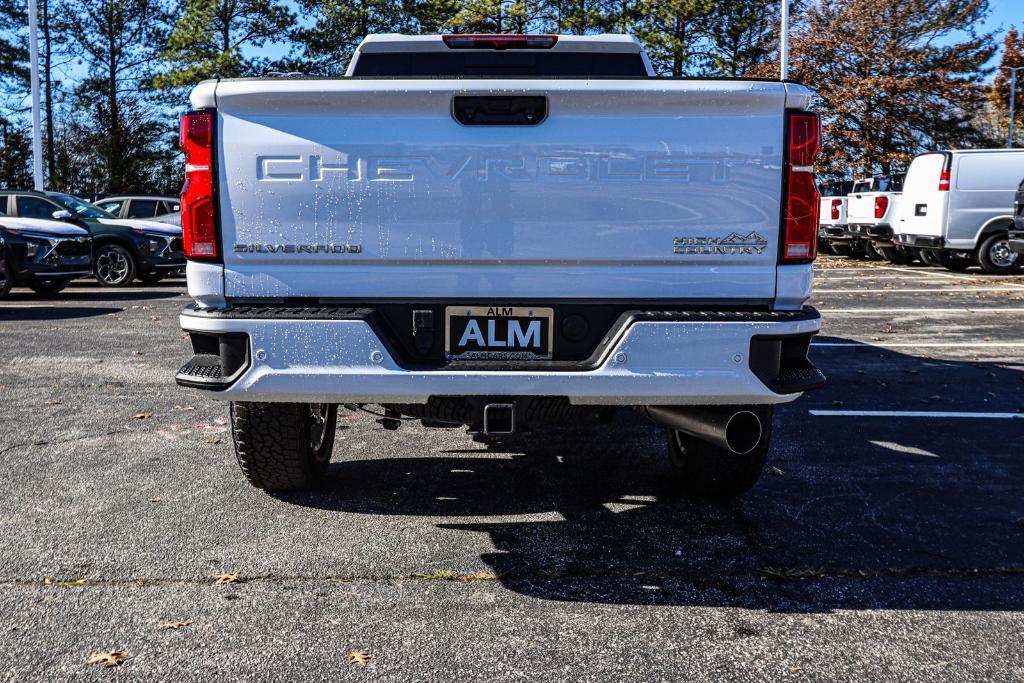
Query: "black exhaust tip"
724 410 763 455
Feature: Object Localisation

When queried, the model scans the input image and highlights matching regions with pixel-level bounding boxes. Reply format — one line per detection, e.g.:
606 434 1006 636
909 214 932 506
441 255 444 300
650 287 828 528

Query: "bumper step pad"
176 354 226 389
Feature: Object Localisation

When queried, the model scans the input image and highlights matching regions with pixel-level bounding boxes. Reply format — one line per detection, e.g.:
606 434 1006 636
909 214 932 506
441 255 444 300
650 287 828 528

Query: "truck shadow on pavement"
283 341 1024 612
0 305 122 320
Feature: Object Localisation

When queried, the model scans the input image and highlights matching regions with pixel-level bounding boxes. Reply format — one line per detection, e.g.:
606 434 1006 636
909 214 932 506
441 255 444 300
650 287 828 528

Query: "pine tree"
289 0 406 76
449 0 547 34
991 25 1024 145
630 0 714 77
704 0 796 77
404 0 461 34
544 0 617 34
58 0 172 193
0 117 33 188
789 0 995 177
0 0 27 95
155 0 295 87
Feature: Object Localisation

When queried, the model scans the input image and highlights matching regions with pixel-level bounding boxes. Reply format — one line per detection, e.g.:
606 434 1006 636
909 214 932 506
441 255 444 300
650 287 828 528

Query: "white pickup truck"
174 33 826 496
817 180 852 254
841 175 907 261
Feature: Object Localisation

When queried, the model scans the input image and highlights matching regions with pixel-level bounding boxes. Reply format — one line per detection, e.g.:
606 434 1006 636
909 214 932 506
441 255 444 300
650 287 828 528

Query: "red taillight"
782 112 821 262
938 169 950 191
442 34 557 50
831 199 841 220
874 195 889 219
179 111 217 259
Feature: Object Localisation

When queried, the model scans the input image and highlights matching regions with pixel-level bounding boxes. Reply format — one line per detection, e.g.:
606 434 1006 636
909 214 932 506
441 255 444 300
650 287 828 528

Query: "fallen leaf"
348 651 371 667
133 413 152 420
148 497 162 504
131 351 144 356
767 467 785 476
158 620 192 630
46 399 61 405
206 438 221 445
788 665 802 673
57 579 88 587
460 571 500 582
85 651 129 668
214 572 241 585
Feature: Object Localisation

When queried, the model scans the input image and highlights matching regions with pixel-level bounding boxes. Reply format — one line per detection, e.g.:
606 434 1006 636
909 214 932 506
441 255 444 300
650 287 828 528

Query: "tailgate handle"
453 96 547 126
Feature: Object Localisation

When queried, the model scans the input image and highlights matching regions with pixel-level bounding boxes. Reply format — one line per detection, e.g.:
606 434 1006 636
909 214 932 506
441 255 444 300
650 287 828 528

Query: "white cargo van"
894 150 1024 274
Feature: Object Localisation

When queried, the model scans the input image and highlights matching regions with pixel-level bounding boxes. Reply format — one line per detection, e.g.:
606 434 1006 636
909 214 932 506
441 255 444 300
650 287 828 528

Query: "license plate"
445 306 554 360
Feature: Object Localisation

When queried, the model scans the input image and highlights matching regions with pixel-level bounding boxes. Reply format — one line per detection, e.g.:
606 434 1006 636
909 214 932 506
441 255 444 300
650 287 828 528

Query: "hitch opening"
483 403 515 435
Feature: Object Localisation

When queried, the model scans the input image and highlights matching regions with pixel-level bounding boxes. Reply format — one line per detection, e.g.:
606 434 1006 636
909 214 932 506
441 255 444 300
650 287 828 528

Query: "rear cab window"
350 51 648 77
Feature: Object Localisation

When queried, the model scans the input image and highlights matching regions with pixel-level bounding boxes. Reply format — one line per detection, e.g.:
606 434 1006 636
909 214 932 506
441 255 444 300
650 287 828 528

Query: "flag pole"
28 0 44 190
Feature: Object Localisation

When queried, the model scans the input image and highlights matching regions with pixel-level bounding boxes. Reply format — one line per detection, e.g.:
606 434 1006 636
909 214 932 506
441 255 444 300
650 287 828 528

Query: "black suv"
0 217 93 298
1011 177 1024 255
0 190 185 286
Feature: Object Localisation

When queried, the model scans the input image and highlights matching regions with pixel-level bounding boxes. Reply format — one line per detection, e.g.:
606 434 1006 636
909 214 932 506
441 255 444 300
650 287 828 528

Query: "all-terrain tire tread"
230 402 328 490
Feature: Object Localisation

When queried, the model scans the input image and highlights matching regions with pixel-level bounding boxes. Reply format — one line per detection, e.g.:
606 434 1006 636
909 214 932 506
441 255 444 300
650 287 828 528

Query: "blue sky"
981 0 1021 36
973 0 1021 69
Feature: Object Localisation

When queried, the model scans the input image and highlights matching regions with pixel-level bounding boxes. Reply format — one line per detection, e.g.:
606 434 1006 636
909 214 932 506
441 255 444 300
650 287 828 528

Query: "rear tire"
138 271 164 285
977 232 1021 274
878 245 915 265
28 278 70 295
937 250 973 272
229 402 338 490
917 249 941 267
863 240 884 261
0 261 11 299
665 406 773 497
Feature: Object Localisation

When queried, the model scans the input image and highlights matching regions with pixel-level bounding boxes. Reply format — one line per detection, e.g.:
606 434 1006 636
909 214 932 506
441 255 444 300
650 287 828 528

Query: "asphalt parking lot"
1 257 1023 681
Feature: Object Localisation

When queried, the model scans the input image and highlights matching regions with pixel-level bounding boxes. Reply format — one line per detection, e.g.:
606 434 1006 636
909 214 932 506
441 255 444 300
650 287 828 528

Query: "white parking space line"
810 410 1024 419
818 308 1024 313
813 341 1024 348
814 287 1022 293
867 266 1024 287
813 276 969 282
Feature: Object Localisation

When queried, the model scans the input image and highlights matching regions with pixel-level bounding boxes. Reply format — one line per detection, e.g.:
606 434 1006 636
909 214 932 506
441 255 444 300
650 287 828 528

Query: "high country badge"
673 232 768 256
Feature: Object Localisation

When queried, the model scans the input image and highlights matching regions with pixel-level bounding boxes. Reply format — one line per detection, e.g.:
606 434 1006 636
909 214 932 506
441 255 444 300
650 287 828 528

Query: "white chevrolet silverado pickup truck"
175 33 826 496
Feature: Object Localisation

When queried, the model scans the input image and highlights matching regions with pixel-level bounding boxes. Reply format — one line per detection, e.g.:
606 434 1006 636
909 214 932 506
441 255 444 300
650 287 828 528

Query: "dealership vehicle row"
0 190 184 296
819 148 1024 272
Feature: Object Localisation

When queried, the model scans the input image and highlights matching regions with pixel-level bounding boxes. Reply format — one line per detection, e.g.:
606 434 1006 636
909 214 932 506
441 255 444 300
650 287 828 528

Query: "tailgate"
209 79 789 301
846 193 875 224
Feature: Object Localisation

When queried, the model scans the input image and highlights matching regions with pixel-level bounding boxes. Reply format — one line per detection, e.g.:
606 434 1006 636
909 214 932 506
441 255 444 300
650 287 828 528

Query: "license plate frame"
445 306 554 361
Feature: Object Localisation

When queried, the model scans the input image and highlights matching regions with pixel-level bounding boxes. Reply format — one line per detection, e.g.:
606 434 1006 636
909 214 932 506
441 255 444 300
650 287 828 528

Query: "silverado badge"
673 232 768 256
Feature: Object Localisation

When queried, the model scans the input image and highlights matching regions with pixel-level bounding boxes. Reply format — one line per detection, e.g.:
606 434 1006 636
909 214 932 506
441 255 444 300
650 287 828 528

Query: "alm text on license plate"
445 306 554 360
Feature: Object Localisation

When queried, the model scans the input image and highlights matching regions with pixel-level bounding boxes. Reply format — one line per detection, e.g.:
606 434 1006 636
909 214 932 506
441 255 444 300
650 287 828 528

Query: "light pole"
1002 66 1024 149
780 0 789 81
27 0 43 189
